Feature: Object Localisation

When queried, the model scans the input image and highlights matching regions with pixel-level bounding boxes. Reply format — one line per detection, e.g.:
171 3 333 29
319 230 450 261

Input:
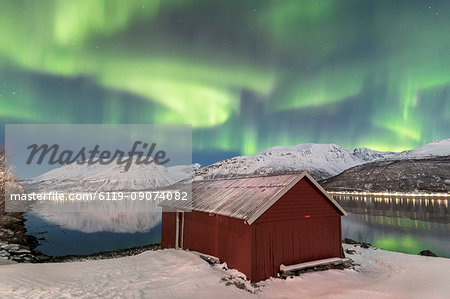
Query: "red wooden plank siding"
182 211 253 278
161 210 176 248
257 179 342 222
252 217 342 282
251 178 343 281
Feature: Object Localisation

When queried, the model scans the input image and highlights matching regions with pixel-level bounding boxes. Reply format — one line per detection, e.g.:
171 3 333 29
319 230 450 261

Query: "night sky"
1 0 449 165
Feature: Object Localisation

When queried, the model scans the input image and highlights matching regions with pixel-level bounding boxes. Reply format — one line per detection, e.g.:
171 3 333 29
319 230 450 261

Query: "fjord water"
334 194 450 257
25 212 161 256
24 195 449 258
24 199 163 256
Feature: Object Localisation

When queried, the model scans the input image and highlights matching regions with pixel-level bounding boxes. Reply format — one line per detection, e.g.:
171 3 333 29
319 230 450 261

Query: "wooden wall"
251 178 343 281
161 209 253 279
182 211 253 278
161 209 177 249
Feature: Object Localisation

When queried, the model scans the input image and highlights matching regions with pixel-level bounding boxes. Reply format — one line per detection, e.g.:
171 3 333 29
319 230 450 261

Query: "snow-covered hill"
194 139 449 181
22 139 450 191
318 139 450 193
22 160 200 192
395 138 450 159
321 155 450 193
194 143 394 181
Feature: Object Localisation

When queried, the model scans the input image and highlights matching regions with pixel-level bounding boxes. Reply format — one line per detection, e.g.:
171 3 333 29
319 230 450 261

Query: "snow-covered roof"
160 171 347 224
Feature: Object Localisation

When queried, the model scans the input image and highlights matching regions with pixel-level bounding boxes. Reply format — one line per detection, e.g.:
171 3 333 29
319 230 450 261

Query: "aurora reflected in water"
334 194 450 257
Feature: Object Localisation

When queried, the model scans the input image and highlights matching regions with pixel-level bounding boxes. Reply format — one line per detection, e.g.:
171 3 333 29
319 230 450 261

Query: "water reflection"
333 194 450 257
25 199 162 256
25 212 161 256
26 193 450 257
28 199 162 233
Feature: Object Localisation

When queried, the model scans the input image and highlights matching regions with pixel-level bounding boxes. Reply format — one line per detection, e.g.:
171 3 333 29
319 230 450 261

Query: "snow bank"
261 244 450 298
0 245 449 298
0 249 252 298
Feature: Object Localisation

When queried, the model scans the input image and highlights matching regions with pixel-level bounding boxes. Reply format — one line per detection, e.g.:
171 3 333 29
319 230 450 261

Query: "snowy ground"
0 245 449 298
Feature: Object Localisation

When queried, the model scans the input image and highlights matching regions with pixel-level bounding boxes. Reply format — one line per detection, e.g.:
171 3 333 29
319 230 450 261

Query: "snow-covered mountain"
321 155 450 193
23 160 200 192
194 139 449 181
395 138 450 159
194 143 394 181
22 139 449 191
319 139 450 193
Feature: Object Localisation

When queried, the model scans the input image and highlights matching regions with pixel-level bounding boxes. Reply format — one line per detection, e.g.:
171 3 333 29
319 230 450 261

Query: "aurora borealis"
1 0 449 164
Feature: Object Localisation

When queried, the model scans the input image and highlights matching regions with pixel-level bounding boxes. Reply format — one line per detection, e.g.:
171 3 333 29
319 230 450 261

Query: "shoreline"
41 243 161 263
0 208 40 263
2 236 444 266
328 190 450 197
1 191 446 264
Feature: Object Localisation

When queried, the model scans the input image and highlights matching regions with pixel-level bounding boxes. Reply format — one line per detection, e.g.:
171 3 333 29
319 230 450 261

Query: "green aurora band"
0 0 449 157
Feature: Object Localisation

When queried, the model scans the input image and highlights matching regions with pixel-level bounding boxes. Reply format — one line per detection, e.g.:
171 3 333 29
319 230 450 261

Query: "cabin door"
175 211 184 249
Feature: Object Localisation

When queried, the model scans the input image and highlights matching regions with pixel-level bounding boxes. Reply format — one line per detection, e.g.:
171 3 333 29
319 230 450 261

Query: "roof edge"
246 171 347 225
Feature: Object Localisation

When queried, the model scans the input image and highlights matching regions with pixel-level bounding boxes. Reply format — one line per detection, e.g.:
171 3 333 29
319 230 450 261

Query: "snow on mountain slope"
350 147 396 162
23 139 449 191
321 155 450 193
195 144 394 181
396 138 450 158
23 160 200 192
194 139 449 181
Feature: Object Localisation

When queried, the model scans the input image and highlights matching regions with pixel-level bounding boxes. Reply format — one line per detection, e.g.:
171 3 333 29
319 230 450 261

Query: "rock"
24 235 39 248
360 242 372 249
0 229 15 238
1 244 19 251
11 253 38 263
345 249 356 255
343 238 358 245
343 238 372 248
36 255 52 262
0 249 11 258
0 241 40 263
14 248 32 254
0 249 11 255
418 250 438 257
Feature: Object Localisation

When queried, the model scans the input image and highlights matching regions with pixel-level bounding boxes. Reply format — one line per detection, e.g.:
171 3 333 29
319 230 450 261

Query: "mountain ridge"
194 139 450 181
23 160 201 192
23 139 450 192
320 155 450 193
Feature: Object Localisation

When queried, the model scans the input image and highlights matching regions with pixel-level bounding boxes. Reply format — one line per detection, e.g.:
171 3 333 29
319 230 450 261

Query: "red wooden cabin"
160 171 347 282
